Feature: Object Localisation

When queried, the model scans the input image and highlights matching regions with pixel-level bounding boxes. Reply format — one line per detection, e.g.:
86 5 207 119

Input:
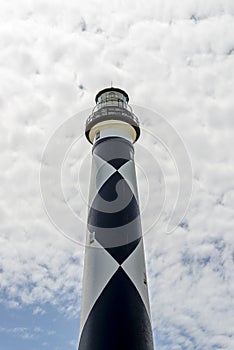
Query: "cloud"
0 326 34 340
0 0 234 349
33 307 46 315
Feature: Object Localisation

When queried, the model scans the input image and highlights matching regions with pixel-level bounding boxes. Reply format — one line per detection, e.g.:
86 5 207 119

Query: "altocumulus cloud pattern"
0 1 234 350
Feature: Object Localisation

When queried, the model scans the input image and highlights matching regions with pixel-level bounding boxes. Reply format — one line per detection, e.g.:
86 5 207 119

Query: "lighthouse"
78 87 154 350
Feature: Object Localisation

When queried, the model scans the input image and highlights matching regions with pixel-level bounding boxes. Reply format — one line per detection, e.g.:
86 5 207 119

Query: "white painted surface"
79 239 119 334
122 239 151 318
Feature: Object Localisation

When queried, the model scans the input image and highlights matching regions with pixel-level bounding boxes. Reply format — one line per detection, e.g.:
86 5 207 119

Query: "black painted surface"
93 137 133 162
105 237 141 264
107 157 129 169
88 173 140 228
78 267 154 350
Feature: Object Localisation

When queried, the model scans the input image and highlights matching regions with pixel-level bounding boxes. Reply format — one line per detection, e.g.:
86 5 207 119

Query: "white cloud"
33 307 46 315
0 326 34 340
0 0 234 349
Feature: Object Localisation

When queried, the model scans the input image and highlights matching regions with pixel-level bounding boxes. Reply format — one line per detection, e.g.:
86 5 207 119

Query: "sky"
0 0 234 349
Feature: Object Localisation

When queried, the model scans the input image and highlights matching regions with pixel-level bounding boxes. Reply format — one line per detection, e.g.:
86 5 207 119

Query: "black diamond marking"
105 237 141 264
93 138 133 163
78 267 154 350
107 158 129 170
98 171 123 202
88 194 139 228
89 172 139 228
87 220 142 250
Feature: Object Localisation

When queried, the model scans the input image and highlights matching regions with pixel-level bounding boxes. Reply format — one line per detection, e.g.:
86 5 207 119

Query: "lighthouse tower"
78 87 154 350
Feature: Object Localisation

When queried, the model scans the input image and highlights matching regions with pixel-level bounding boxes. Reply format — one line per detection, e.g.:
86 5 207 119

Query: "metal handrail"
86 105 139 127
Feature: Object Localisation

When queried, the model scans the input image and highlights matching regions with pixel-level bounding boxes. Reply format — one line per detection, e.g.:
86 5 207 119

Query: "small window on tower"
144 272 147 285
89 232 95 244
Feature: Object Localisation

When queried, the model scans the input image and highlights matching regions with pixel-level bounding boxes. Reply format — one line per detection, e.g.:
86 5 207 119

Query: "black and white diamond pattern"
121 238 151 317
78 138 154 350
79 239 119 334
88 153 116 206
